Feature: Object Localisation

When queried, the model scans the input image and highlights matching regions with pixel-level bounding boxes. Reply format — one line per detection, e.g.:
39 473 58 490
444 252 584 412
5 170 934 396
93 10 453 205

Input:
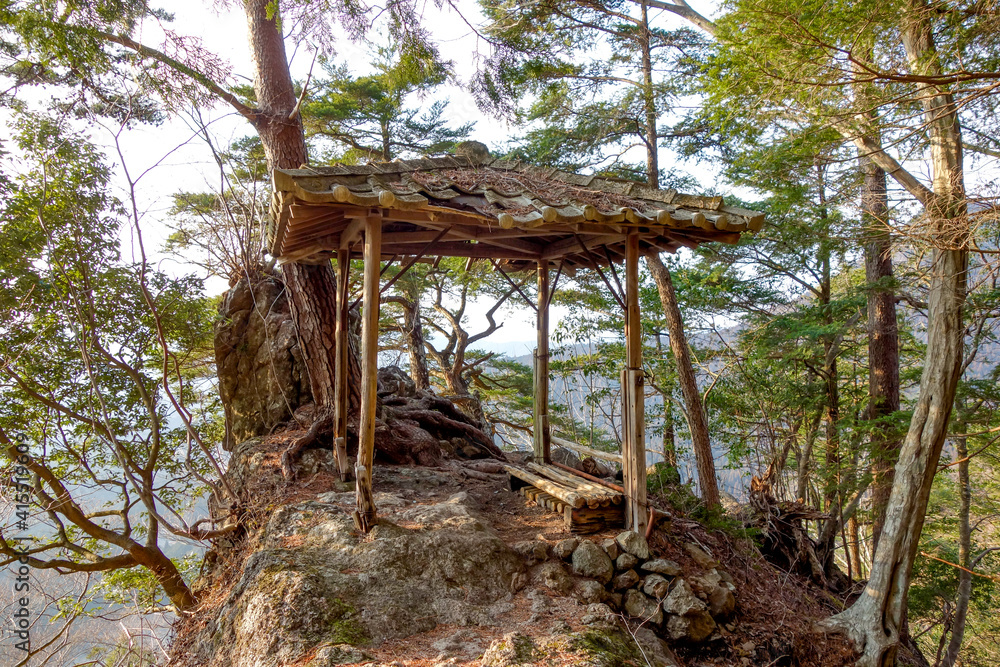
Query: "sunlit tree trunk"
822 6 969 663
940 420 971 667
648 254 721 508
244 0 346 412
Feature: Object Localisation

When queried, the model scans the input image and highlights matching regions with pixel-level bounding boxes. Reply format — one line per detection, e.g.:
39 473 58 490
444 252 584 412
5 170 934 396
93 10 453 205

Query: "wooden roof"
268 154 765 271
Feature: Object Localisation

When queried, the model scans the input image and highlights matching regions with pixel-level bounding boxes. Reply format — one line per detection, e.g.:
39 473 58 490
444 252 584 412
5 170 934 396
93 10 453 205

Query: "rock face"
184 493 522 667
215 275 310 449
481 632 537 666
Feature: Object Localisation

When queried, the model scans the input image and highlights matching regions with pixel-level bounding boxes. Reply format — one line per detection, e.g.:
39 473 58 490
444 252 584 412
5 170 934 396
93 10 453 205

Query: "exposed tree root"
280 366 504 480
749 476 850 592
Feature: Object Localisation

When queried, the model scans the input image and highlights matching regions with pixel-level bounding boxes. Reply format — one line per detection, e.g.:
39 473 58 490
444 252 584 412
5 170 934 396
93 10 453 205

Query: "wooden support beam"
333 249 352 483
354 213 382 533
542 233 625 260
339 217 366 250
376 241 540 260
622 231 647 534
534 261 551 463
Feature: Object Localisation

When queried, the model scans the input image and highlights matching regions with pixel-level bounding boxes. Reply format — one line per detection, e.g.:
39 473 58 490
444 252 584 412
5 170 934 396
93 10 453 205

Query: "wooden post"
623 232 647 533
333 248 351 482
534 260 551 462
354 213 381 532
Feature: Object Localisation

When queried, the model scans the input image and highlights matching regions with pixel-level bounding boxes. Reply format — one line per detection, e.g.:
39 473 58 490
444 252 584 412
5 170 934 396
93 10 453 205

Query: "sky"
100 0 729 355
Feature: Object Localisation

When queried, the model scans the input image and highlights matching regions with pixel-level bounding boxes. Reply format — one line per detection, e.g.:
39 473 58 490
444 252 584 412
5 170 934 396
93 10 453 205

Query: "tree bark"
796 407 822 503
940 427 971 667
647 253 721 509
821 6 969 663
862 154 902 554
655 335 682 485
386 295 431 391
639 2 659 187
244 0 346 414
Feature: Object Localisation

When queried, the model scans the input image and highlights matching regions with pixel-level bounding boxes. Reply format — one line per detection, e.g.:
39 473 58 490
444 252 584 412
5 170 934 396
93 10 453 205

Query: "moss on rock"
570 627 644 667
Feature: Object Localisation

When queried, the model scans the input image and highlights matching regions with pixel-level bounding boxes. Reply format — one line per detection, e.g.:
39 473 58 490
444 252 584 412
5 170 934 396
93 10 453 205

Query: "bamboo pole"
333 248 351 482
505 465 584 508
354 213 382 533
534 261 551 462
623 231 647 533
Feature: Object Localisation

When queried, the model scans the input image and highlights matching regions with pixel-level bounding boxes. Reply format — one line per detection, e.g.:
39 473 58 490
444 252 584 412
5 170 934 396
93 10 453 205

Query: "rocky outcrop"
180 492 523 667
215 275 310 449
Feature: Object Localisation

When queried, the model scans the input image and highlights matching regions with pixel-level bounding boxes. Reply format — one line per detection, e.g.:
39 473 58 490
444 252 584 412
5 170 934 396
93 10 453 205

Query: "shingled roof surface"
269 154 765 270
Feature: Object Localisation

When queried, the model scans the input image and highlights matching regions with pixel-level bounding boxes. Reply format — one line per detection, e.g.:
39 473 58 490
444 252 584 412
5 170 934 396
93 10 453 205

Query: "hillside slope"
167 433 909 667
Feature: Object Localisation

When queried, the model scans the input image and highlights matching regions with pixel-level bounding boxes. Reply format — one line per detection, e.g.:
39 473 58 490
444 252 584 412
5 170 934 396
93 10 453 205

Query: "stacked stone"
514 531 736 645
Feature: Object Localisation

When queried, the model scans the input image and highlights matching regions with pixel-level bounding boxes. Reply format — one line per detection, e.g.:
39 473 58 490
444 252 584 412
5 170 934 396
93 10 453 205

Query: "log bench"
505 463 625 534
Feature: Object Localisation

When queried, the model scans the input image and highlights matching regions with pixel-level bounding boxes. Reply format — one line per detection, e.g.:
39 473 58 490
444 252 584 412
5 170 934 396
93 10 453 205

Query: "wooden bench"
505 463 625 534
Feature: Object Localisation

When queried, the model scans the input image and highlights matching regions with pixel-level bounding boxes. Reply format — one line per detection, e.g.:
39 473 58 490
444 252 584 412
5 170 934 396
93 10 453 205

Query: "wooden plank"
504 466 584 508
568 504 626 535
550 460 623 490
526 463 620 500
541 233 627 260
287 207 346 229
623 231 647 534
551 435 622 464
333 249 351 482
534 261 551 463
354 213 382 533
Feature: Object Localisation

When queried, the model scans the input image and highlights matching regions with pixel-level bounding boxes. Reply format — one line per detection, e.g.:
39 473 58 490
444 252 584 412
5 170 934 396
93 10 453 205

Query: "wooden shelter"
267 147 765 534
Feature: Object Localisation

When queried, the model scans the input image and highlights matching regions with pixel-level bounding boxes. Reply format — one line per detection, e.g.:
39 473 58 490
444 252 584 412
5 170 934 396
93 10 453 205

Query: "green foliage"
0 110 216 605
164 135 270 281
478 0 706 179
304 44 473 162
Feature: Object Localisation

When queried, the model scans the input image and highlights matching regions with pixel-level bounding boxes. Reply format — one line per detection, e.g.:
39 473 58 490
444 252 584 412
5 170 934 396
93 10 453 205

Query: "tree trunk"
134 544 197 611
940 427 971 667
862 154 902 554
821 7 968 662
796 408 822 503
387 295 431 391
647 253 721 509
639 3 658 187
656 335 682 485
282 263 340 407
244 0 344 414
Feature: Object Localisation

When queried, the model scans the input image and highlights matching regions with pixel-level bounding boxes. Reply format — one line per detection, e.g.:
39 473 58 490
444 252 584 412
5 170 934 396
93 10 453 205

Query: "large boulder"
615 531 650 560
183 493 523 667
623 589 663 625
642 559 682 577
663 579 716 642
215 275 310 449
688 569 737 619
572 540 614 584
